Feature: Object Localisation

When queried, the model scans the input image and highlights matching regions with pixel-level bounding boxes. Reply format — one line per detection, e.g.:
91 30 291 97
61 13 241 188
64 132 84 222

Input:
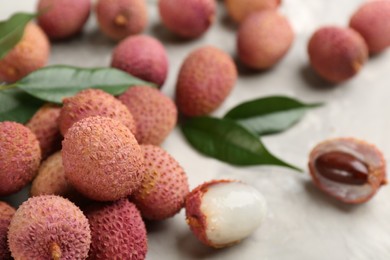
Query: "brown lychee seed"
95 0 148 41
225 0 281 23
0 22 50 83
308 26 368 83
176 46 237 117
158 0 216 39
0 202 15 260
37 0 91 40
308 138 386 204
350 0 390 54
237 10 294 70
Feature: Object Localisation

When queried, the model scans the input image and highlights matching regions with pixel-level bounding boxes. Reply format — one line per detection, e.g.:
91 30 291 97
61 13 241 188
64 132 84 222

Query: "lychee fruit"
176 46 237 117
0 121 41 196
159 0 216 38
0 202 15 260
86 199 147 260
185 180 267 248
349 0 390 54
95 0 148 41
37 0 91 40
62 116 144 201
8 195 91 260
0 22 50 83
111 35 169 87
131 145 189 220
118 86 177 145
59 88 136 136
225 0 281 23
26 103 62 159
238 10 294 70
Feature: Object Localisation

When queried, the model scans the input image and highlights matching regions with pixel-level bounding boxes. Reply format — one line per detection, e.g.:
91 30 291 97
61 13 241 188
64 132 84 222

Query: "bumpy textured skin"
0 22 49 83
62 116 144 201
131 145 189 220
118 86 177 145
0 122 41 196
176 46 237 116
26 103 62 159
0 202 15 260
350 0 390 53
111 35 168 87
86 199 147 260
59 89 136 136
8 196 91 260
37 0 91 39
308 26 368 83
96 0 148 41
238 10 294 70
225 0 280 23
159 0 216 38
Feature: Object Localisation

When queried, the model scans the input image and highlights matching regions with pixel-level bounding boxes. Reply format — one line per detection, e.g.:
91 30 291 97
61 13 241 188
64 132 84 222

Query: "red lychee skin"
308 26 368 83
95 0 148 41
37 0 91 40
238 10 294 70
176 46 237 117
111 35 169 87
159 0 216 38
225 0 281 23
59 88 136 136
118 86 178 145
350 0 390 53
308 138 386 204
0 122 41 196
0 22 50 83
26 103 62 159
131 145 189 220
0 202 15 260
86 199 147 260
62 116 144 201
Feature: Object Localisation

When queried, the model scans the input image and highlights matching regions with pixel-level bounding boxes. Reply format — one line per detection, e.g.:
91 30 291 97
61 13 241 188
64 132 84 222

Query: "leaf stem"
0 84 17 90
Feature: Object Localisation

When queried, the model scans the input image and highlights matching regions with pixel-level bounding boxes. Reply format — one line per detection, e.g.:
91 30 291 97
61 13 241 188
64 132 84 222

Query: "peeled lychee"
8 195 91 260
111 35 169 87
0 122 41 196
131 145 189 220
225 0 281 23
59 88 136 136
86 199 147 260
308 26 368 83
26 103 62 159
238 10 294 69
159 0 216 38
95 0 148 41
37 0 91 40
118 86 177 145
176 46 237 116
185 180 267 248
0 202 15 260
62 116 144 201
0 22 50 83
350 0 390 53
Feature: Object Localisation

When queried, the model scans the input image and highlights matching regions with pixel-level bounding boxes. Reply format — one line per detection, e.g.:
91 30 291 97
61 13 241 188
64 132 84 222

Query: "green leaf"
181 116 301 171
11 65 154 104
224 96 322 136
0 88 43 123
0 12 36 59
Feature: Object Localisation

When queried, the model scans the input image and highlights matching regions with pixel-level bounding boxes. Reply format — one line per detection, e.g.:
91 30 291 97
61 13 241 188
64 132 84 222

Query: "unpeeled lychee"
131 145 189 220
0 122 41 196
8 195 91 260
176 46 237 116
0 202 15 260
95 0 148 41
111 35 169 87
225 0 281 23
86 199 147 260
0 22 50 83
62 116 144 201
118 86 177 145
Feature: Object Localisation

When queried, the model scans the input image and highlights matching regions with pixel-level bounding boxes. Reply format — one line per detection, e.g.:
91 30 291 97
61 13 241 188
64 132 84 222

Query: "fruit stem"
50 242 62 260
0 84 17 91
114 14 128 26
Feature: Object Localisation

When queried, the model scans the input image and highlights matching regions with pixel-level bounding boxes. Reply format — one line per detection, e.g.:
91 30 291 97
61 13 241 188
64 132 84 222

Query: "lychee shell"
225 0 280 23
0 202 15 260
